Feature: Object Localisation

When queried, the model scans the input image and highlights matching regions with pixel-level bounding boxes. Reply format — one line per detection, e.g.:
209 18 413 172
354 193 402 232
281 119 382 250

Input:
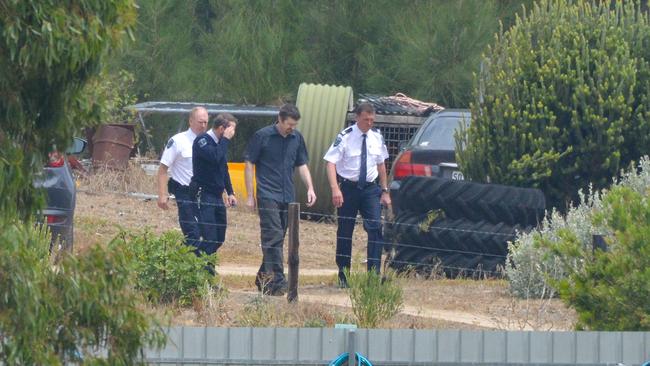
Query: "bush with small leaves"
346 270 403 328
551 185 650 330
0 221 165 365
507 157 650 299
457 1 650 210
113 230 218 306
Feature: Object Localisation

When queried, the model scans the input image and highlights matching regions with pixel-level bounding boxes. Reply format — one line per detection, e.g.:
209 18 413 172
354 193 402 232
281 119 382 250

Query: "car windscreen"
413 116 468 150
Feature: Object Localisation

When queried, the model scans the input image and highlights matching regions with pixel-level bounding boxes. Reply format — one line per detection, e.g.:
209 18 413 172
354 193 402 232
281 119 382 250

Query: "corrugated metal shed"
296 83 354 217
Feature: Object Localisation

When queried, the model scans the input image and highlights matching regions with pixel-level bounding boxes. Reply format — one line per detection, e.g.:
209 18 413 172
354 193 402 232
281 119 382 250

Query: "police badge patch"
333 136 342 147
166 139 174 149
198 138 207 147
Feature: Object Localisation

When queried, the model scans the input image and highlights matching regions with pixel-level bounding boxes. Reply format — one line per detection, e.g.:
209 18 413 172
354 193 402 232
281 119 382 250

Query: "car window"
413 115 469 150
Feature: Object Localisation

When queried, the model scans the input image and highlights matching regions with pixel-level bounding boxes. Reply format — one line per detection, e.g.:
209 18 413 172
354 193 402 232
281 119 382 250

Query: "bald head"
189 107 208 135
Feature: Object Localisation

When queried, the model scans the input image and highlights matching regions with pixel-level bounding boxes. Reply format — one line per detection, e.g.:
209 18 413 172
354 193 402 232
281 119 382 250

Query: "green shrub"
457 0 650 209
550 185 650 330
346 270 403 328
507 156 650 299
113 230 217 306
0 221 165 365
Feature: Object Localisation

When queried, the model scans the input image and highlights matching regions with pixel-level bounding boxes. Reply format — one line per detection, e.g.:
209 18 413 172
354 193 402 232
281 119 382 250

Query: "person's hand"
306 189 317 207
157 195 169 210
226 194 237 207
246 195 256 210
380 191 391 207
331 187 343 208
223 125 236 140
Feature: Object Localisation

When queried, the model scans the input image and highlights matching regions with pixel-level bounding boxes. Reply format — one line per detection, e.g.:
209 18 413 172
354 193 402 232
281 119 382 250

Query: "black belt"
168 178 191 194
339 177 378 188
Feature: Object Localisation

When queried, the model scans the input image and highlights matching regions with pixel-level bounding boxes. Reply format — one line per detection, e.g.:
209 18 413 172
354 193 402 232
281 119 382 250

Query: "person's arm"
244 161 255 209
326 162 343 208
157 164 170 210
224 163 237 207
378 163 391 207
297 164 316 207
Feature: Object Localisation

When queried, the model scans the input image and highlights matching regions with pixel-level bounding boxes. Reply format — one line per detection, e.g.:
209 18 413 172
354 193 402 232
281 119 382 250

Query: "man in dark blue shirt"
244 103 316 295
191 113 237 273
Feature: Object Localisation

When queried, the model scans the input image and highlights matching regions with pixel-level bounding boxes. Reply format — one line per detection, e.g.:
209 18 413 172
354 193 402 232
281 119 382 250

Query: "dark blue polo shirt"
244 124 309 203
191 132 233 195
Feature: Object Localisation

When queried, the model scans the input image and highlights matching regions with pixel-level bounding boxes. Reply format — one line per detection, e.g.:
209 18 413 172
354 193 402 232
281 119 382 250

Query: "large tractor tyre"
397 176 546 227
440 253 505 279
388 246 440 278
440 255 505 279
388 216 524 277
432 219 525 255
424 218 524 255
388 210 428 250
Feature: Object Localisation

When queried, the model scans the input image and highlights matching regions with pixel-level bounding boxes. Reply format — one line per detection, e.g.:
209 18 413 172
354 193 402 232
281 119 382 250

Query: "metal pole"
347 329 356 366
136 112 154 154
287 202 300 302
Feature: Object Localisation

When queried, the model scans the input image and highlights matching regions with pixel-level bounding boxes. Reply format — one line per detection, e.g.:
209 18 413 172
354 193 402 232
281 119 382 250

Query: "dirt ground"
74 171 576 331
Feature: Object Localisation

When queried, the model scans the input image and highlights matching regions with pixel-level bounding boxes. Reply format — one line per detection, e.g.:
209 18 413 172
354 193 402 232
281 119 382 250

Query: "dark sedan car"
34 137 86 251
389 109 470 212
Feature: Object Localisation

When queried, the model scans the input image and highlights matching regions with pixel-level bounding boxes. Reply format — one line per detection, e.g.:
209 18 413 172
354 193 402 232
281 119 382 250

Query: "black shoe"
268 287 286 296
338 271 349 289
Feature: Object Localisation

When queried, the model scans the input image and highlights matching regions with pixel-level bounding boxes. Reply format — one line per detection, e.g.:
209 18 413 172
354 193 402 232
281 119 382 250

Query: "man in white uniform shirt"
157 106 209 248
323 102 391 287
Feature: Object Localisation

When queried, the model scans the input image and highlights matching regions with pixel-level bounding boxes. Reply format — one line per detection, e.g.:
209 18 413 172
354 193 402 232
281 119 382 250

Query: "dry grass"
74 165 577 330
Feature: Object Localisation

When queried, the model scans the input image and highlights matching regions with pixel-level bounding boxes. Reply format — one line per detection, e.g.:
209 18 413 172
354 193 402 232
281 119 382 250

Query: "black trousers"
168 179 200 248
255 198 288 293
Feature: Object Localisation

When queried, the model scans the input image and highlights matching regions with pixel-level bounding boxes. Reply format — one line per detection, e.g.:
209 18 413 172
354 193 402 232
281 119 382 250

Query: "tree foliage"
0 0 137 218
457 1 650 209
550 185 650 330
0 222 166 364
112 0 527 107
0 2 165 364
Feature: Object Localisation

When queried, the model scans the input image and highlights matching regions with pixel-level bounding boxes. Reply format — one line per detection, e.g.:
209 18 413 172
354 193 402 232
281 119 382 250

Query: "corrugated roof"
296 83 354 216
128 101 279 116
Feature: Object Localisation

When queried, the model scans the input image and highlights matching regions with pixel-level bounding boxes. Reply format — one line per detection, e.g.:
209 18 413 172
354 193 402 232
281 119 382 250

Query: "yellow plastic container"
227 162 255 199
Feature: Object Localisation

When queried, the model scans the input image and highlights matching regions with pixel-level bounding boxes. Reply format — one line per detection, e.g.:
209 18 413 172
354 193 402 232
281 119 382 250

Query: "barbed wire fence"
35 184 579 330
71 188 516 278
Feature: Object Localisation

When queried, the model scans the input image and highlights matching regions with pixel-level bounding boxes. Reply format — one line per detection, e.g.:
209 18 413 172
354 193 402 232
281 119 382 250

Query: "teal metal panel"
295 83 353 216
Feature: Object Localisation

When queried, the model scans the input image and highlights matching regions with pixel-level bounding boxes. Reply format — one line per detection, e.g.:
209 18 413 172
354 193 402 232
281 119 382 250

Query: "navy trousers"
169 179 201 249
336 182 384 273
197 190 227 255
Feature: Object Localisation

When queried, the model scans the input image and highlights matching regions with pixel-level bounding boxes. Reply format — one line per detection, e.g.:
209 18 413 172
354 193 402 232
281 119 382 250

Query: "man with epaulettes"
323 102 391 288
157 106 209 248
190 113 237 272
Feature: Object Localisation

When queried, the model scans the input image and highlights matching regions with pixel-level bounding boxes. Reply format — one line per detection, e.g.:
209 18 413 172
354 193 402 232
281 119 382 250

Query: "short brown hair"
212 113 237 128
278 103 301 121
354 102 375 115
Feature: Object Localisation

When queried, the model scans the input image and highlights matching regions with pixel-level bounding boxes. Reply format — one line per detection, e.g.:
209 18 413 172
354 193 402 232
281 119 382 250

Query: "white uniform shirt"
323 124 389 182
160 128 197 186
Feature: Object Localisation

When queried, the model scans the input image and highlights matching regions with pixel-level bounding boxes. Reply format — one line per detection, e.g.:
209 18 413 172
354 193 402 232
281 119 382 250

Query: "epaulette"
371 127 385 144
340 126 353 136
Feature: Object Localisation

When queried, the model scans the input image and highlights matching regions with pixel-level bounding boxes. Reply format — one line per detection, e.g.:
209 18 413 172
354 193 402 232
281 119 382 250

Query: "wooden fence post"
287 202 300 302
